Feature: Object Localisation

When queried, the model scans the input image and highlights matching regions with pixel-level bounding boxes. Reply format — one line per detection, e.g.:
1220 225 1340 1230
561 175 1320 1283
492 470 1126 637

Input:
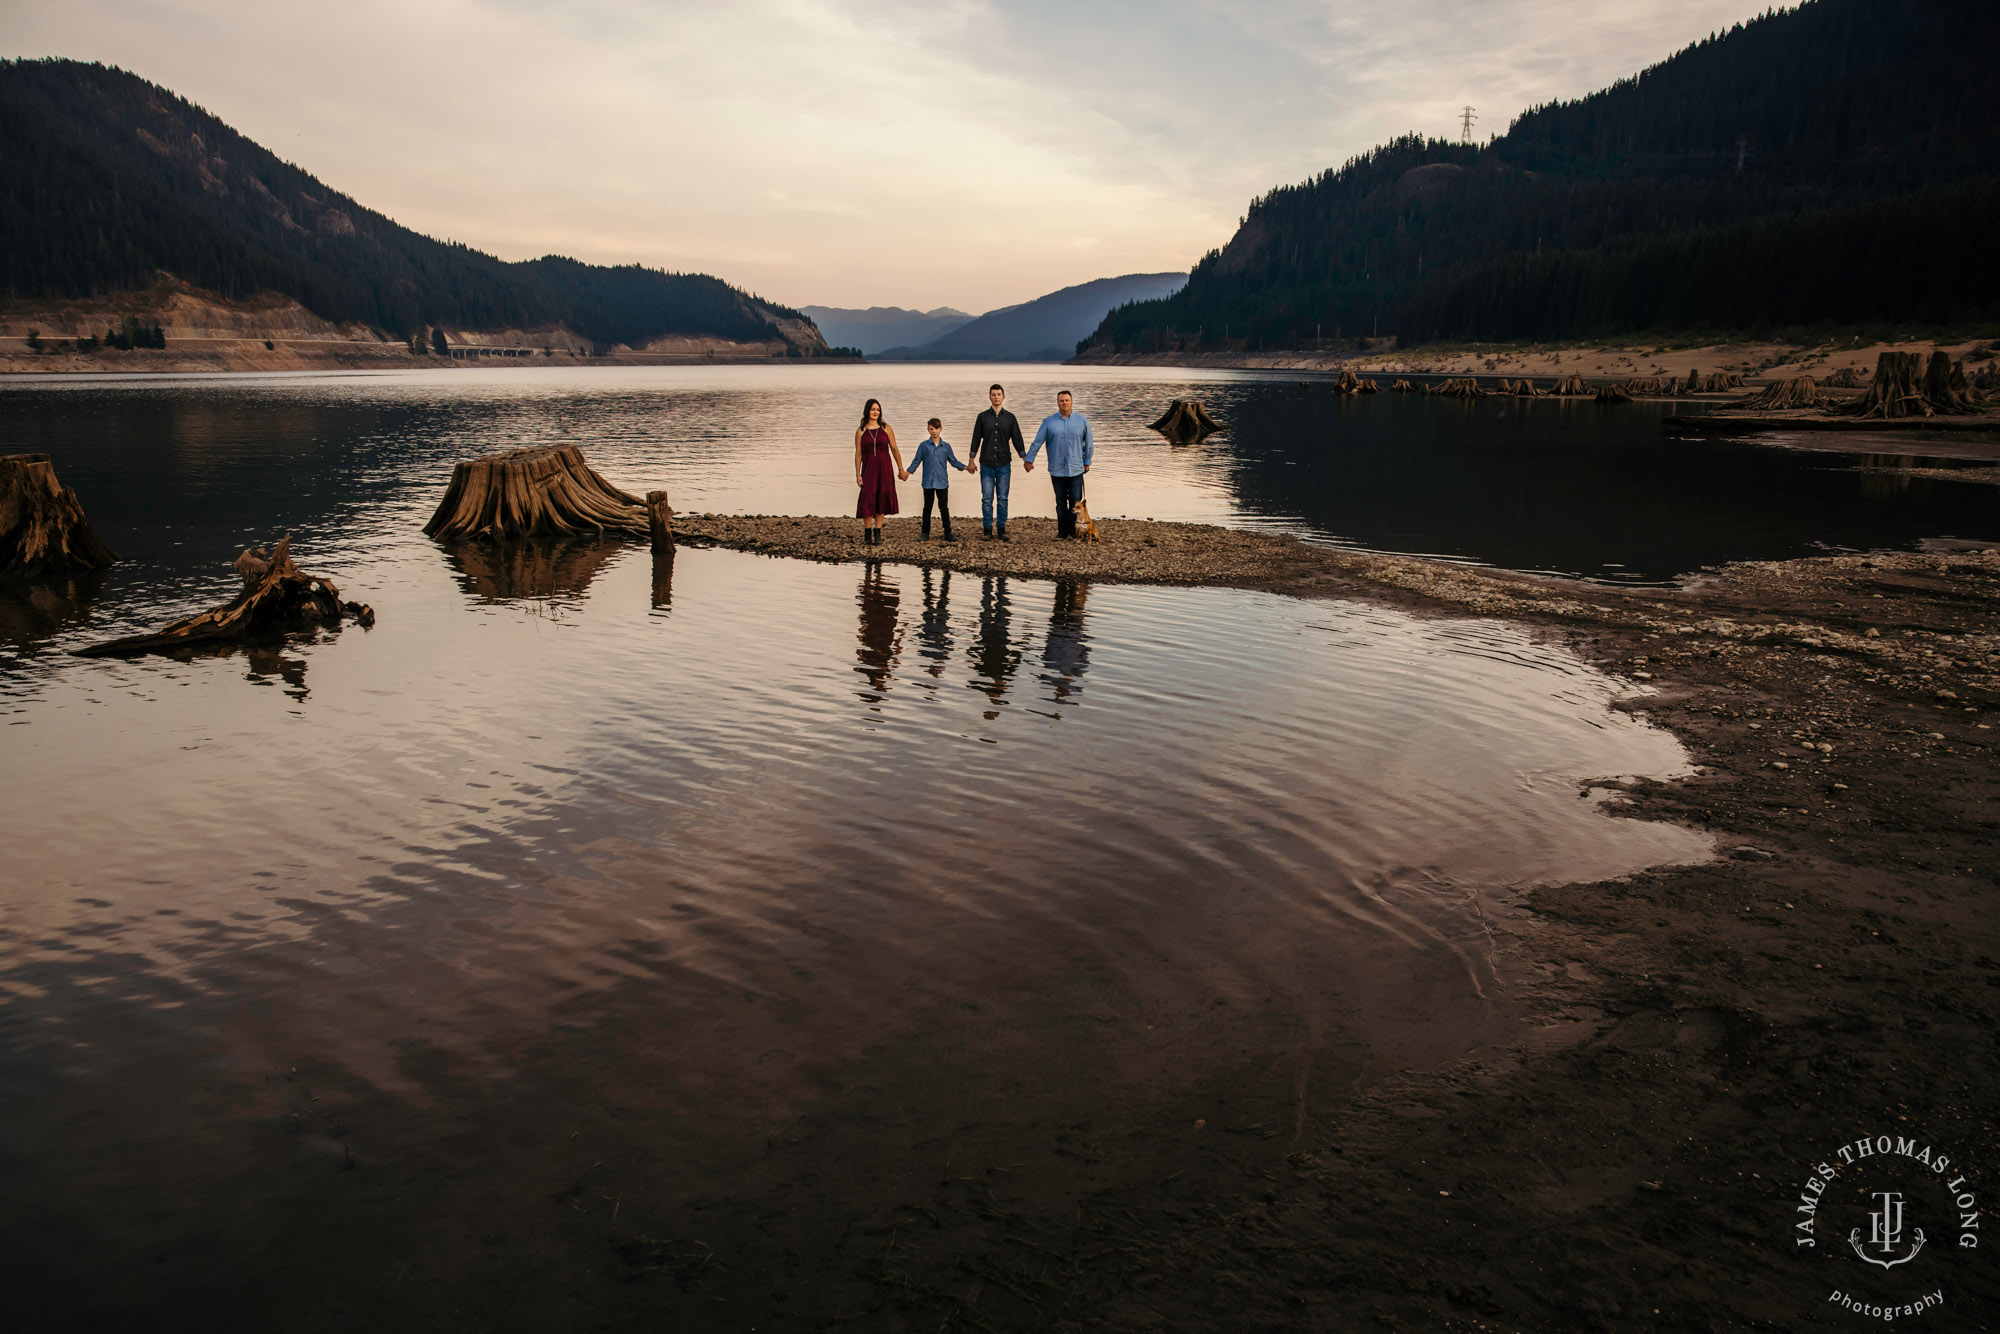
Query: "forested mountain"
1082 0 2000 354
879 273 1185 361
801 305 974 356
0 59 823 350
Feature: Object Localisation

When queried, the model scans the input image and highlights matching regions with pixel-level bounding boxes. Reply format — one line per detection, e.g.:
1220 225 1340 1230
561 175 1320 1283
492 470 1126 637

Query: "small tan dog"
1075 500 1101 543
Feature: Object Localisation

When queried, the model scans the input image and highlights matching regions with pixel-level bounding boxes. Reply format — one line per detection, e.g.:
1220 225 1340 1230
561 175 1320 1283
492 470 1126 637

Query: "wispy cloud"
4 0 1763 311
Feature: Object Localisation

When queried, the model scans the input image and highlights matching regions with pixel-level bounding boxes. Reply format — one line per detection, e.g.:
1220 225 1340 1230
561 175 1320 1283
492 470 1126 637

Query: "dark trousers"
922 487 952 536
1051 473 1083 537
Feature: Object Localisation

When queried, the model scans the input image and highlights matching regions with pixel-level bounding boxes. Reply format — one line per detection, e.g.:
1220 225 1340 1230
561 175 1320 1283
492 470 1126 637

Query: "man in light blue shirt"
1024 390 1093 539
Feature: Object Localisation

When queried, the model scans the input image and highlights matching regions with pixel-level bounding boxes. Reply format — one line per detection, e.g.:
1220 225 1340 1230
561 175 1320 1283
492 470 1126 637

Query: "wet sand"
653 516 2000 1329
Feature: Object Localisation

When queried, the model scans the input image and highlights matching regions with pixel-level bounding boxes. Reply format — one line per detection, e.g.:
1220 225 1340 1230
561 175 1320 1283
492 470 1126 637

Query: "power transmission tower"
1459 106 1477 143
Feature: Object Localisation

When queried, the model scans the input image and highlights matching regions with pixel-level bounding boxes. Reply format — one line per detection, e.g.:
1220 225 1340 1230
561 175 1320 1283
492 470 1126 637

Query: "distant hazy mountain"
875 273 1187 361
801 305 973 355
0 58 829 351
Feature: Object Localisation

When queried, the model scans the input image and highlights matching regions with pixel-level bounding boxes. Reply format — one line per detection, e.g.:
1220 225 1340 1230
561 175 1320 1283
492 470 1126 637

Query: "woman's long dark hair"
858 398 886 430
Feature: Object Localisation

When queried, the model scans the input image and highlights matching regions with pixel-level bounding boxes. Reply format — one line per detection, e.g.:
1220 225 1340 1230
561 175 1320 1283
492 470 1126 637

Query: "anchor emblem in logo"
1850 1190 1926 1269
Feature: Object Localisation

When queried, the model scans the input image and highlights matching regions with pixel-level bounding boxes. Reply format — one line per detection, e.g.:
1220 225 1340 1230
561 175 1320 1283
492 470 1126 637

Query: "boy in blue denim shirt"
908 417 971 541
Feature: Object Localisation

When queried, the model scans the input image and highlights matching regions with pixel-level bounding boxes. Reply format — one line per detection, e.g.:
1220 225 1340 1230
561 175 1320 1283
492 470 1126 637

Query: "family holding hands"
853 384 1094 545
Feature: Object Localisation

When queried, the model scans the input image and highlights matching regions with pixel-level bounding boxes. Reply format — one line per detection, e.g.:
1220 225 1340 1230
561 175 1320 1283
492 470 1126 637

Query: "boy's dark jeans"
922 487 952 536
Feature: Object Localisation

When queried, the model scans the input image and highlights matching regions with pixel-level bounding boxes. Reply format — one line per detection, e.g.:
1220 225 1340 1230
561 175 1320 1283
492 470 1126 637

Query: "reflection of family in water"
852 563 1090 712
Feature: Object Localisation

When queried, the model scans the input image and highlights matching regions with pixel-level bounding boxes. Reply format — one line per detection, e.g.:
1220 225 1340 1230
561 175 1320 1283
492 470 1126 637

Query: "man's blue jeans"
980 465 1012 531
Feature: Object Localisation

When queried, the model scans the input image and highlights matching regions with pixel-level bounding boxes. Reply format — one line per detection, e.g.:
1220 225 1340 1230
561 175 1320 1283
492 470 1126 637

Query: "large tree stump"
1683 370 1743 393
1924 351 1980 414
1 454 117 581
1595 382 1634 403
1846 351 1981 419
1624 377 1665 395
1391 379 1417 393
424 444 649 541
1742 376 1825 410
1147 399 1221 441
78 535 371 658
1551 375 1590 396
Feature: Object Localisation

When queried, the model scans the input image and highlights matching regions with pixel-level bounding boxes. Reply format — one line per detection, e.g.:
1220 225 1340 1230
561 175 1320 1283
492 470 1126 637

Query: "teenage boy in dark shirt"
966 383 1025 540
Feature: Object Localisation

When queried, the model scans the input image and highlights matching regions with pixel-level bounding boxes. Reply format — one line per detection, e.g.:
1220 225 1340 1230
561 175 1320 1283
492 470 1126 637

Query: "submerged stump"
1552 375 1591 396
1595 382 1634 403
78 535 373 658
1391 379 1417 393
0 454 117 581
424 444 649 541
1147 399 1222 442
1428 377 1482 399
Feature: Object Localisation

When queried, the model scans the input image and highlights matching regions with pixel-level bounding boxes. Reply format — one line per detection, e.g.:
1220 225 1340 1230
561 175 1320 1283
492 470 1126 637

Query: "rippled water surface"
0 365 1737 1321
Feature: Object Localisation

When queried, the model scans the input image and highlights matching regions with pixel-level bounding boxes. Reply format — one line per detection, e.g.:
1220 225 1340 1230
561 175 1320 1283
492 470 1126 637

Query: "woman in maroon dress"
853 398 907 545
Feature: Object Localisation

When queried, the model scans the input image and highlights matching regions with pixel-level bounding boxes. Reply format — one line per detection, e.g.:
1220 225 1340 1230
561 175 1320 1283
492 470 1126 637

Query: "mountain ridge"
1081 0 2000 354
0 58 835 356
799 305 973 356
879 272 1186 362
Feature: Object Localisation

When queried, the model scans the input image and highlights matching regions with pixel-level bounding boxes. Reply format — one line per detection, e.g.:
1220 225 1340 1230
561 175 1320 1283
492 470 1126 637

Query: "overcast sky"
4 1 1766 313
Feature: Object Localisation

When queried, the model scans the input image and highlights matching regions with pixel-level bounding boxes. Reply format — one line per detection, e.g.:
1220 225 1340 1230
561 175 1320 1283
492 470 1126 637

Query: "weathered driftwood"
1 454 117 581
1847 350 1982 419
1391 379 1417 393
1551 375 1591 396
647 490 674 552
1147 399 1221 441
1822 365 1866 388
1595 382 1634 403
1741 376 1825 410
1428 377 1482 399
77 536 372 658
424 444 649 541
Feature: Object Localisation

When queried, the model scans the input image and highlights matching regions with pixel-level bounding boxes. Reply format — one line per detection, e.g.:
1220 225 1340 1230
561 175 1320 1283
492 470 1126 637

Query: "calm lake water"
0 361 1965 1323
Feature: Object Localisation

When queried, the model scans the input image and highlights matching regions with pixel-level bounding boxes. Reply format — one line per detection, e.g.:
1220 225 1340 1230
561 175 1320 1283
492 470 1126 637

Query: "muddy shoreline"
654 516 2000 1329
